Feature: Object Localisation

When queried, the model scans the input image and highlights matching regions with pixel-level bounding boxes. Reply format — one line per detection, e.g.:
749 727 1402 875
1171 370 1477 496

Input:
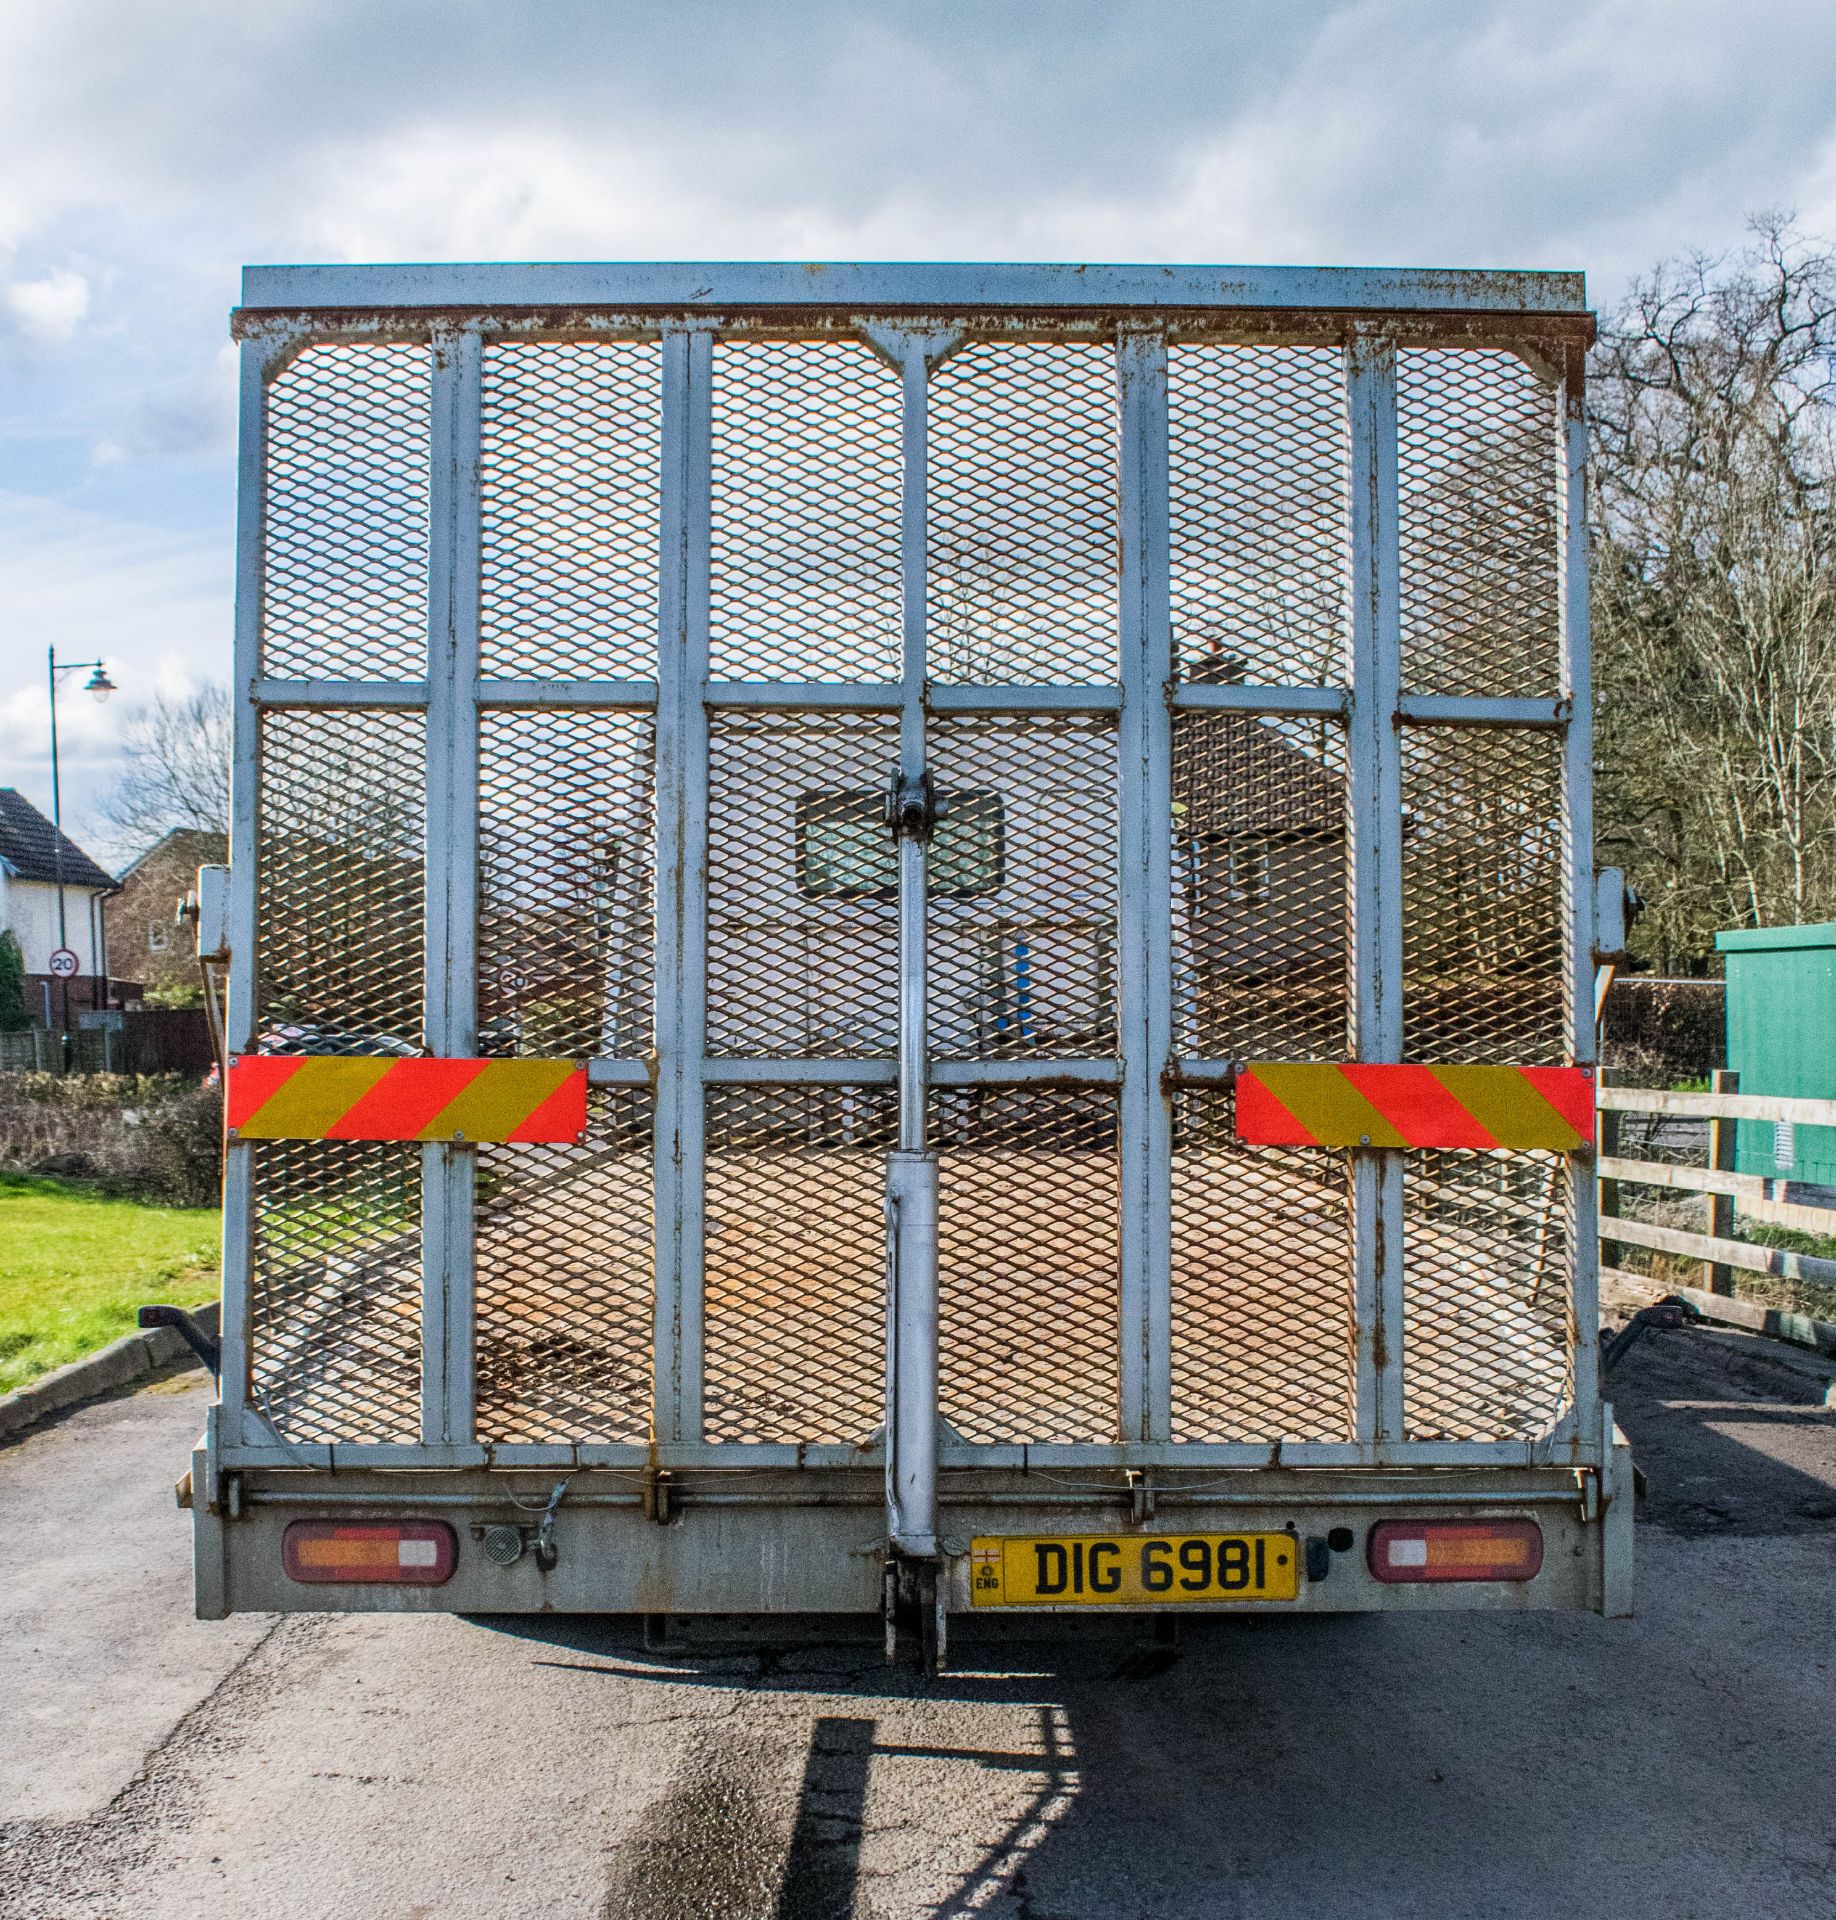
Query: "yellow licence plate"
969 1532 1299 1607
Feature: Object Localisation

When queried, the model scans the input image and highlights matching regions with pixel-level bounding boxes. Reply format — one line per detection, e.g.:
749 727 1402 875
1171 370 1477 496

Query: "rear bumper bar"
192 1440 1634 1621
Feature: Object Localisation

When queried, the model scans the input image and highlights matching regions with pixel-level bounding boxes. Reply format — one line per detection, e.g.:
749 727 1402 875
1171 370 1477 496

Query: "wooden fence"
1597 1073 1836 1304
0 1029 64 1072
0 1010 214 1079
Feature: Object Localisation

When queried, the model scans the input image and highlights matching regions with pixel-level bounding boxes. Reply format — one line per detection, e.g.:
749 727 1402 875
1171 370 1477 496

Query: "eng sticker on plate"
968 1532 1299 1607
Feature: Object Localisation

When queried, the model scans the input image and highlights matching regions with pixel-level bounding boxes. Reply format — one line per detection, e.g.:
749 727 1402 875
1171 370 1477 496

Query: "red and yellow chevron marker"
1236 1062 1594 1152
226 1056 587 1144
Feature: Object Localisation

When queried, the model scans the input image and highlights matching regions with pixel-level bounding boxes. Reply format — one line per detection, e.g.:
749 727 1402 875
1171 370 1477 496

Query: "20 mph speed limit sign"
47 947 80 979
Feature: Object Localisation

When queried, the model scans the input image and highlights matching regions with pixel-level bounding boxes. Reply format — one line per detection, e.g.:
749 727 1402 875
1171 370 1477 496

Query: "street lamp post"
45 646 116 1050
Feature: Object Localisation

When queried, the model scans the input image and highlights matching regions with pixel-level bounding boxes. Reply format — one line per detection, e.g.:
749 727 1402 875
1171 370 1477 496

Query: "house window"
147 921 171 953
1191 834 1271 909
796 790 1005 900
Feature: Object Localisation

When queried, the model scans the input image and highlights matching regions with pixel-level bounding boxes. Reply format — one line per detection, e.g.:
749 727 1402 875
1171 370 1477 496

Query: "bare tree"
1590 217 1836 971
103 684 232 854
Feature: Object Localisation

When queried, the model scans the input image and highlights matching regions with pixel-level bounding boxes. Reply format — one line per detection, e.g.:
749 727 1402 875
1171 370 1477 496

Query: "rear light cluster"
282 1520 457 1586
1367 1518 1542 1584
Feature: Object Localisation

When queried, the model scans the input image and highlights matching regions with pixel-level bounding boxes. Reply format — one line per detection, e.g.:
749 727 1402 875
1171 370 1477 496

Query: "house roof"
116 825 229 883
0 788 117 892
1172 714 1346 837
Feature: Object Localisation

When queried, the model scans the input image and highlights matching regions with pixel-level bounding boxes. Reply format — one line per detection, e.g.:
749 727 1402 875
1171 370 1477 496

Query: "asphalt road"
2 1328 1834 1920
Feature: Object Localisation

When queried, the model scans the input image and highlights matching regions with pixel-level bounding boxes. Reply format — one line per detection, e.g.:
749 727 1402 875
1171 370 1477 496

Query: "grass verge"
0 1173 221 1395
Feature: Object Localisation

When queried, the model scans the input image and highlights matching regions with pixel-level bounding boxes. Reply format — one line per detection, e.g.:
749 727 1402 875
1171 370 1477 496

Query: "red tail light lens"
282 1520 457 1586
1367 1518 1543 1584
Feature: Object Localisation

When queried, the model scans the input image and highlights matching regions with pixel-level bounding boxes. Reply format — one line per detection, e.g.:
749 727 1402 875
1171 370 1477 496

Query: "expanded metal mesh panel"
1168 344 1350 686
1403 1151 1573 1439
479 340 661 679
1401 727 1567 1065
262 343 430 681
702 1086 893 1444
927 341 1119 684
927 716 1117 1060
934 1088 1119 1444
708 339 903 682
248 1140 421 1443
1172 712 1350 1059
706 710 899 1057
1169 1089 1355 1442
474 1090 653 1444
478 710 655 1058
1397 348 1560 697
256 709 425 1050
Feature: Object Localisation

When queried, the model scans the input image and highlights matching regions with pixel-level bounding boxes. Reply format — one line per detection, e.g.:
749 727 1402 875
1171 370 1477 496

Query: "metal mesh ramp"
227 267 1596 1476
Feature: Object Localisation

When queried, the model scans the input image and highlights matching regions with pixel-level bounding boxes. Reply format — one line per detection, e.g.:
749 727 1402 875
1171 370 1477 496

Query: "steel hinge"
1575 1467 1601 1523
643 1467 677 1525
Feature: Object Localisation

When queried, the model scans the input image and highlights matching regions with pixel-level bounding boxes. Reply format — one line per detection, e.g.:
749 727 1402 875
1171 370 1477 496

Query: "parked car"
255 1022 421 1059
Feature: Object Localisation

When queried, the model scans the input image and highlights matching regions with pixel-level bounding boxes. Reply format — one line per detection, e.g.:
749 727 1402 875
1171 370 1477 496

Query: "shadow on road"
1608 1324 1836 1533
458 1325 1836 1920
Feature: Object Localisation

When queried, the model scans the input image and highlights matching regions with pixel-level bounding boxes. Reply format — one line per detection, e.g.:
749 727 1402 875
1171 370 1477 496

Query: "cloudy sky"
4 0 1835 857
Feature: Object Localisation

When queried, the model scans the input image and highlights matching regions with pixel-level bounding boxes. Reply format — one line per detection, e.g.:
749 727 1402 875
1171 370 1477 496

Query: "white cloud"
3 266 89 340
0 490 229 836
1791 127 1836 245
303 126 698 264
0 491 225 681
91 340 239 467
229 0 1836 309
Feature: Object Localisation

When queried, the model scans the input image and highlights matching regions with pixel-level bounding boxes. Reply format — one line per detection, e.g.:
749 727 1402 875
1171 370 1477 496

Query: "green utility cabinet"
1715 923 1836 1188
